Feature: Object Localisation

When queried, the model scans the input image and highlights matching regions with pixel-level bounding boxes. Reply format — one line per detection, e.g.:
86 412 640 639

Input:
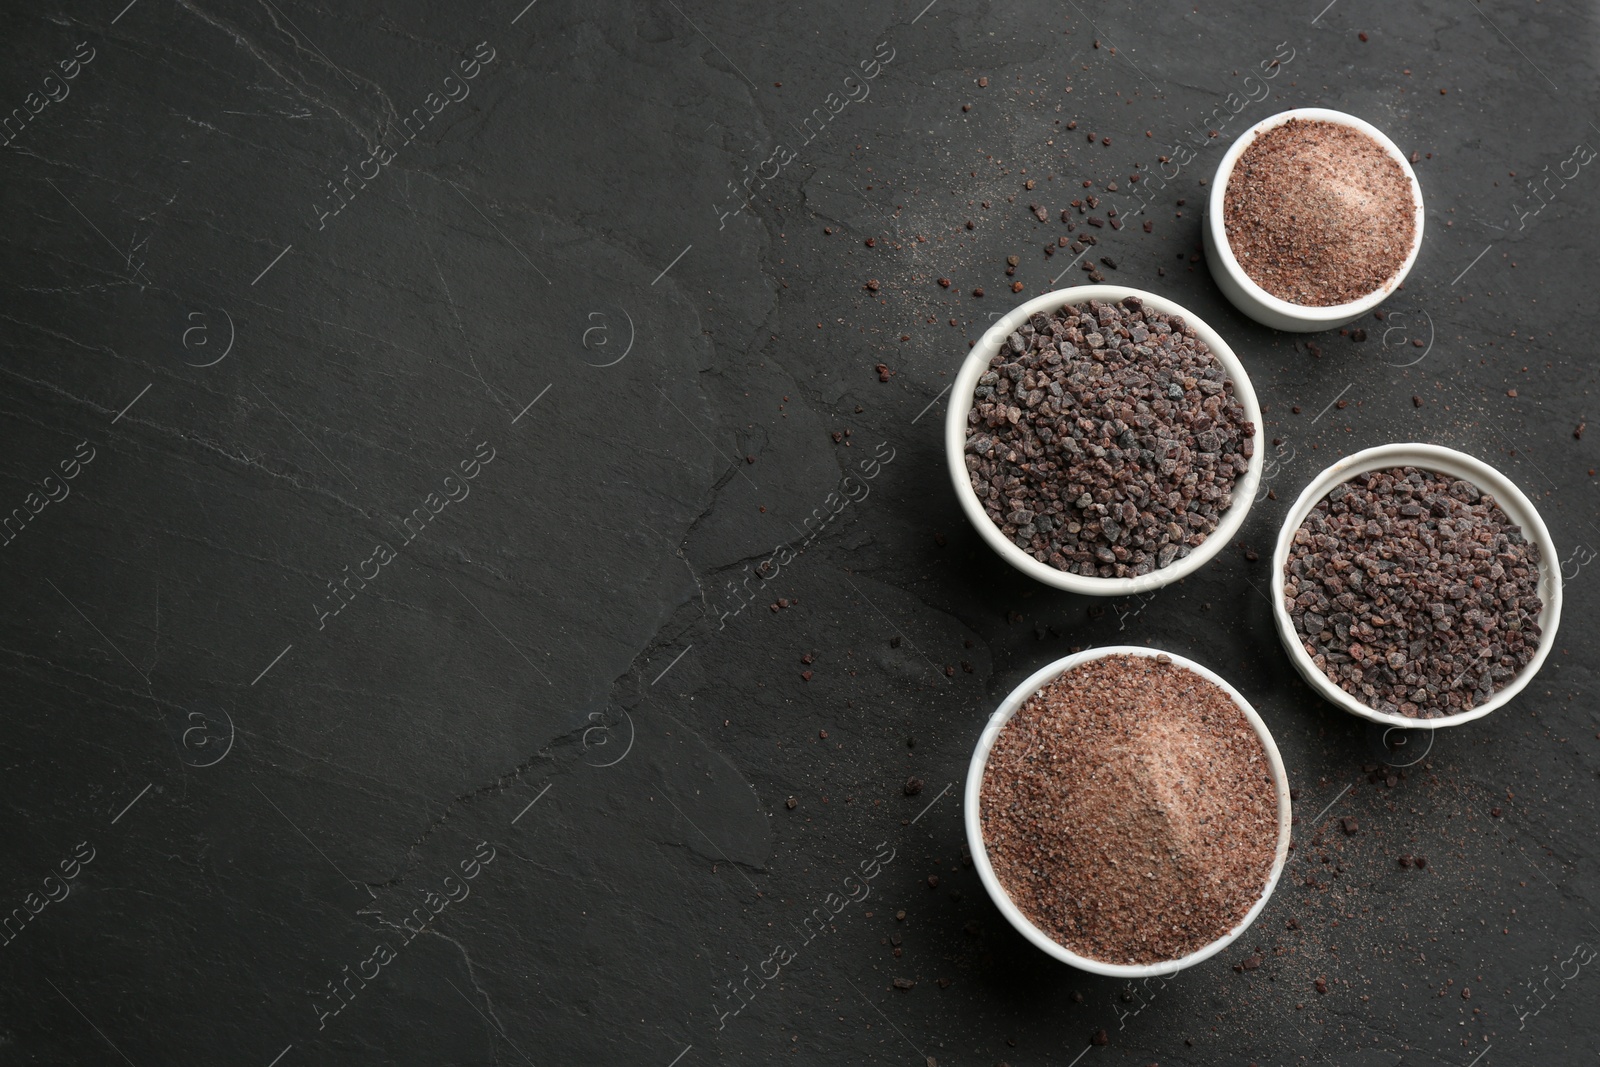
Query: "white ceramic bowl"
964 645 1293 977
1271 443 1563 728
1204 108 1425 332
945 285 1264 596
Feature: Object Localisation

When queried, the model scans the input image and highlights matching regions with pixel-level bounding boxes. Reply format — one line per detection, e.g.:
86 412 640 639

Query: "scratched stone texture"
0 0 1597 1064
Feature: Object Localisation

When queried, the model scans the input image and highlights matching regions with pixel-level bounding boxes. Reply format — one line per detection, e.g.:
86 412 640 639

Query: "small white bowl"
964 645 1293 978
1271 444 1563 728
1204 108 1425 332
944 285 1263 596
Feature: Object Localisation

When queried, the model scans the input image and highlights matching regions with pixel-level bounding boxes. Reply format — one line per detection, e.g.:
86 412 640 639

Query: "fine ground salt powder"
1223 118 1416 307
980 654 1279 965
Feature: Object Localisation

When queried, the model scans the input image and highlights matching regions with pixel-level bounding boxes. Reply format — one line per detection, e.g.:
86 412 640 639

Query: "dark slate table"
2 1 1596 1064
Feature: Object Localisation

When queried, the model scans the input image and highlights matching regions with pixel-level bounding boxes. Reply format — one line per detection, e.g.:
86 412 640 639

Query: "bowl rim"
944 284 1264 596
1206 107 1426 324
1269 443 1564 728
963 644 1293 978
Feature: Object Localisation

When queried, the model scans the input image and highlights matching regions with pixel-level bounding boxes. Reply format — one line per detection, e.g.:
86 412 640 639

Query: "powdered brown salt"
1224 119 1416 307
979 654 1279 964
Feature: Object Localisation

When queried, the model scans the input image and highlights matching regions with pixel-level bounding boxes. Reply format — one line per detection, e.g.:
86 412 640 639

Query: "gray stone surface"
1 1 1596 1064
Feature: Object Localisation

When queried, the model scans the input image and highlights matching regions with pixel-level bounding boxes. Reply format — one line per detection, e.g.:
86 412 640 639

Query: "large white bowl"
964 645 1293 978
1204 108 1425 332
1271 443 1562 728
945 285 1263 596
